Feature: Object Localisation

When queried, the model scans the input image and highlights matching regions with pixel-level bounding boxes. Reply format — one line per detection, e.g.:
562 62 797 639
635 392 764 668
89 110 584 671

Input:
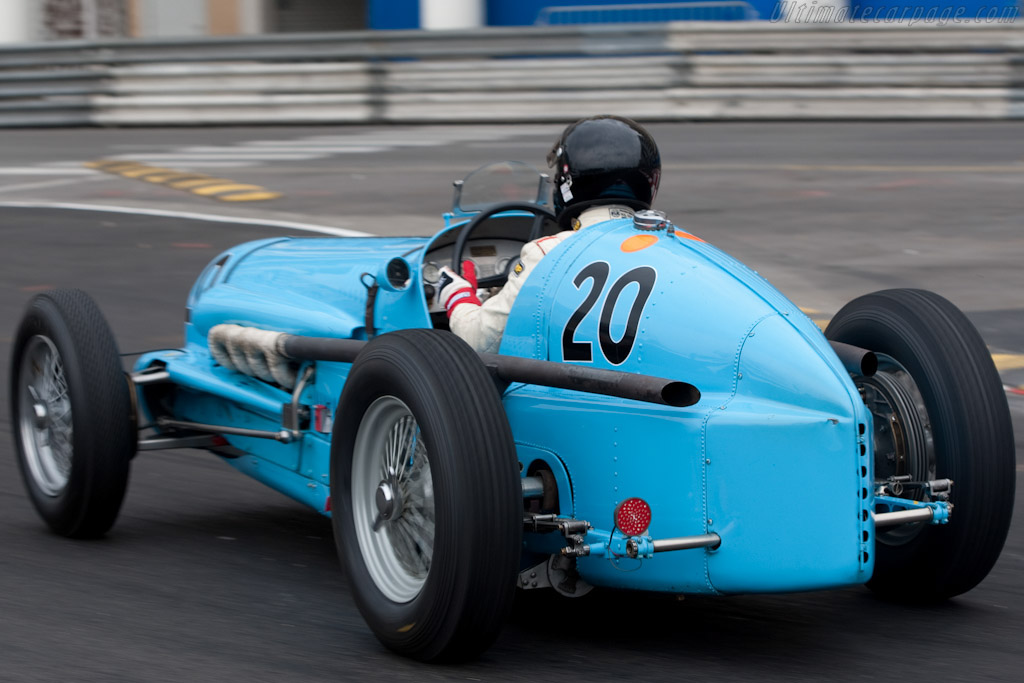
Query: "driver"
437 115 661 353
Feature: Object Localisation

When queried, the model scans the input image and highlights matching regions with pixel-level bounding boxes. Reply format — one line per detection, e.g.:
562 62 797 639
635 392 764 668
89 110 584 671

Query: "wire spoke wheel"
17 335 75 497
9 289 135 538
352 397 435 603
332 329 521 662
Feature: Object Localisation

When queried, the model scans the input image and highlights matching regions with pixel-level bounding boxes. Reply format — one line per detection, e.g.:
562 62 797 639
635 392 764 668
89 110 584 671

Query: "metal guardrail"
2 23 1024 126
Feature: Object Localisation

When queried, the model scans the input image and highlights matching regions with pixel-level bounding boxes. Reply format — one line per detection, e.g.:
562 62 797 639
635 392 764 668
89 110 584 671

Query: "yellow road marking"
142 172 210 183
992 354 1024 372
118 166 175 178
84 159 282 202
218 191 283 201
168 178 233 189
87 160 144 172
191 183 266 196
83 160 122 169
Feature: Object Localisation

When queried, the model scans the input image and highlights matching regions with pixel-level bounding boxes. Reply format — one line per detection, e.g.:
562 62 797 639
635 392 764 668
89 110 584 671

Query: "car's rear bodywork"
137 213 873 596
503 218 873 593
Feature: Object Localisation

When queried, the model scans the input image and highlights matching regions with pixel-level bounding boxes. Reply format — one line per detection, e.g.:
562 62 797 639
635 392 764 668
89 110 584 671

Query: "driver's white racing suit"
439 205 635 353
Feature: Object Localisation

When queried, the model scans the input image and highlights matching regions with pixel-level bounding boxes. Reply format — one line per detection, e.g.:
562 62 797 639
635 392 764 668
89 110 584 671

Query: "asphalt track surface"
0 123 1022 682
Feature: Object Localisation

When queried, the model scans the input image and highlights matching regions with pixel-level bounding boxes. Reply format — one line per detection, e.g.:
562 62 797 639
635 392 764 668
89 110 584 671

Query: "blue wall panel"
488 0 772 25
370 0 1021 28
369 0 419 29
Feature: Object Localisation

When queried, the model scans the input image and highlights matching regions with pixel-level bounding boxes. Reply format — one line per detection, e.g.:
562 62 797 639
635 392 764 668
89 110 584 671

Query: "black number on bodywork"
599 266 657 365
562 262 609 362
562 263 657 365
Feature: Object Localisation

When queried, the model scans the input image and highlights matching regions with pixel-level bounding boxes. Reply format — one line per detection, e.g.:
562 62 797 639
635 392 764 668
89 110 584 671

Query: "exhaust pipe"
829 341 877 377
280 333 699 408
478 352 698 407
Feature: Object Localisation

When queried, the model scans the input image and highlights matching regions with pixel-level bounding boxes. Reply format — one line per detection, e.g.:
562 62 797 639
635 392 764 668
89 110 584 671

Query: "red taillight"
615 497 652 536
314 404 333 433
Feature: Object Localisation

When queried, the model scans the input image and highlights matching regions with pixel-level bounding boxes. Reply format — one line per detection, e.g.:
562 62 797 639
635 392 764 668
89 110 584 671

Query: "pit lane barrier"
3 22 1024 126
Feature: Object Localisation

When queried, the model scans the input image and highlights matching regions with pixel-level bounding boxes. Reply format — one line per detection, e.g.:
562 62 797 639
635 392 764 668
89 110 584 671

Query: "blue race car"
9 161 1015 662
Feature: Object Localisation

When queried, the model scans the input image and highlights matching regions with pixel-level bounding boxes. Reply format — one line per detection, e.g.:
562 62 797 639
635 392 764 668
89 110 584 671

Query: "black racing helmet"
547 115 661 218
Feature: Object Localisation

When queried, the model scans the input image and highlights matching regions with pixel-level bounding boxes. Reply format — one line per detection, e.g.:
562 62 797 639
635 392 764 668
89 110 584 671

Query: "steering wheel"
451 201 558 289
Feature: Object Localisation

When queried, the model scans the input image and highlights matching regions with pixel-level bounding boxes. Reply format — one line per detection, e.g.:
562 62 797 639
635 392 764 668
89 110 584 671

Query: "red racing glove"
437 261 481 318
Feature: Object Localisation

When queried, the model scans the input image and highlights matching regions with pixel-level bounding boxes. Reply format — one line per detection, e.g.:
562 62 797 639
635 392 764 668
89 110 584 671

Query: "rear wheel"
9 289 134 538
331 329 521 661
826 289 1015 600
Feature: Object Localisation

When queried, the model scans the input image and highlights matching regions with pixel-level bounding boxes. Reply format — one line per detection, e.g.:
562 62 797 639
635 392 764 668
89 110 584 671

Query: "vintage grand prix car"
9 161 1016 662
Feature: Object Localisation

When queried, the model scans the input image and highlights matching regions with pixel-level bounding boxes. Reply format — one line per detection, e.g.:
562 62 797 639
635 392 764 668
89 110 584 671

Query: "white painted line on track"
0 201 372 237
245 146 390 153
187 145 389 154
243 139 442 148
178 146 336 155
37 161 96 168
116 161 261 169
110 153 322 162
102 161 260 169
0 167 95 175
469 141 551 149
0 175 107 195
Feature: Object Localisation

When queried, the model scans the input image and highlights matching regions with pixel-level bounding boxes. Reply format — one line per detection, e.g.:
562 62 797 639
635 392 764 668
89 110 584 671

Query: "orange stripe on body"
675 230 705 243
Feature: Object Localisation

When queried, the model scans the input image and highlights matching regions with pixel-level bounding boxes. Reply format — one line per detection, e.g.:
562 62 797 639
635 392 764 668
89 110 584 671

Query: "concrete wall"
420 0 484 28
0 0 40 43
133 0 206 37
131 0 362 38
268 0 365 32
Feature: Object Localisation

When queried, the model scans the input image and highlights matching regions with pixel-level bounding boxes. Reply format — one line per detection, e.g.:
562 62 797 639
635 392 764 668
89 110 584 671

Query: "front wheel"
826 289 1015 601
9 289 135 538
331 329 521 662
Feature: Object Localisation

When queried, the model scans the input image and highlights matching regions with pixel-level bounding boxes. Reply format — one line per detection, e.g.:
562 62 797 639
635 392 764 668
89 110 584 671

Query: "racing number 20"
562 262 657 365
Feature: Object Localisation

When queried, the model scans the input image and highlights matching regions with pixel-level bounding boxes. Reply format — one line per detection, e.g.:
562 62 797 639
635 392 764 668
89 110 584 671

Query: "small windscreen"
456 161 548 212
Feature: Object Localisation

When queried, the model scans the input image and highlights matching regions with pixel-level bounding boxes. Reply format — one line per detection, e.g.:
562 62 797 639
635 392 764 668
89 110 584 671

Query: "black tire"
825 289 1015 601
331 329 521 662
9 289 135 538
